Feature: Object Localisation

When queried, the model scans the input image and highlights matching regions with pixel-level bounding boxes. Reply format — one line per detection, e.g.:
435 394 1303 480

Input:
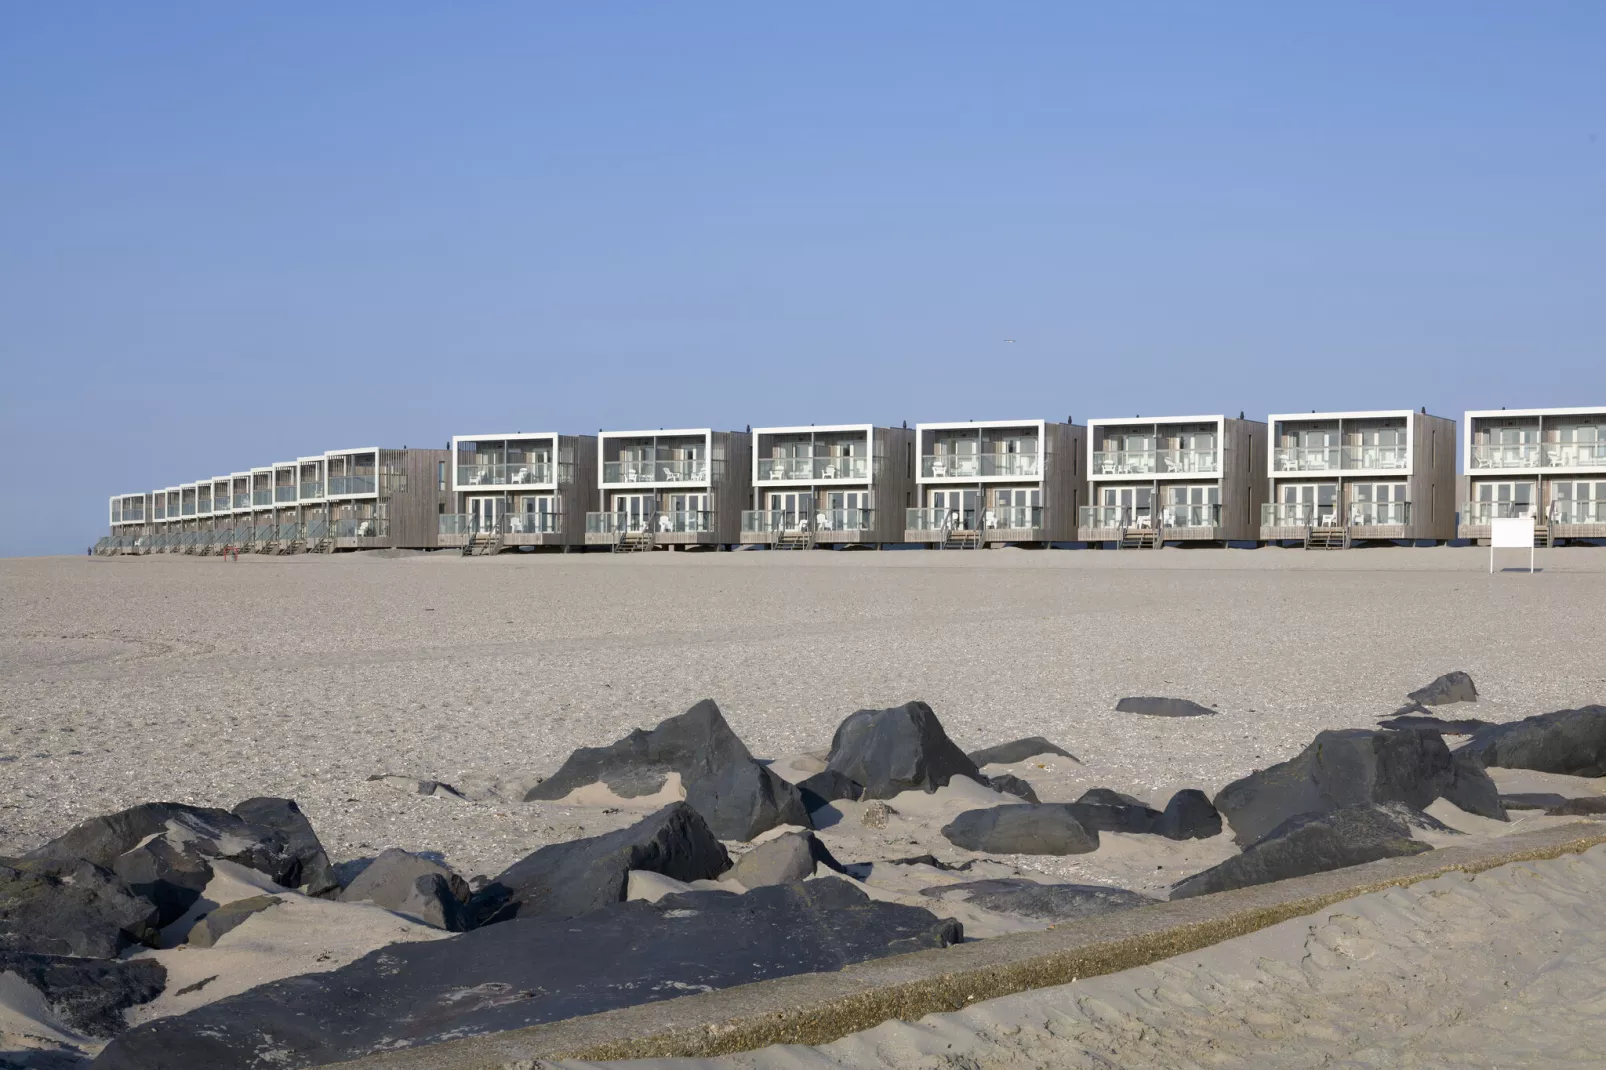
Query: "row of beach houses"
98 406 1606 555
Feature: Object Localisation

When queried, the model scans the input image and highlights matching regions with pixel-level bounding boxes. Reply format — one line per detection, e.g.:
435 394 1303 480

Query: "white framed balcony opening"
1164 483 1220 528
764 491 813 530
1099 485 1153 527
1552 480 1606 524
466 495 505 535
610 493 655 531
664 492 710 532
990 486 1040 530
821 489 871 531
512 494 560 534
1350 482 1408 526
928 488 979 529
1471 480 1537 522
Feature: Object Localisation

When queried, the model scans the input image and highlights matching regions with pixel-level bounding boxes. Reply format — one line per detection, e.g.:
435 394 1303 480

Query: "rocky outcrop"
1115 697 1215 717
728 831 843 888
1378 711 1492 735
1215 728 1506 846
940 804 1100 855
1408 671 1478 706
1154 789 1223 840
966 737 1080 766
337 848 473 931
468 802 730 926
0 857 161 958
1456 706 1606 777
111 835 213 927
187 895 283 948
524 699 811 841
0 951 166 1037
987 774 1040 803
825 701 980 799
231 797 339 896
796 769 864 812
1171 805 1433 899
95 880 962 1070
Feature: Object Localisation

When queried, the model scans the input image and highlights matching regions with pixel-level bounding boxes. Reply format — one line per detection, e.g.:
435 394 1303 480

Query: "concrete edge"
324 822 1606 1068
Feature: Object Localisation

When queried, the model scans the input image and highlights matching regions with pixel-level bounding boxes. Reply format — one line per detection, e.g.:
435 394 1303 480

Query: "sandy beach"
4 548 1605 882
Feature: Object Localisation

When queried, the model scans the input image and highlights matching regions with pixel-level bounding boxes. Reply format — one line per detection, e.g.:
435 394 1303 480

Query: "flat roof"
598 428 715 438
751 423 875 435
1087 414 1227 426
450 431 562 441
915 419 1047 431
1465 406 1606 419
1268 409 1419 422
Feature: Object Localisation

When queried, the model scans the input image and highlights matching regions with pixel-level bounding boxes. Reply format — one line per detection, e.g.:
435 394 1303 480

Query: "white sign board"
1490 516 1535 573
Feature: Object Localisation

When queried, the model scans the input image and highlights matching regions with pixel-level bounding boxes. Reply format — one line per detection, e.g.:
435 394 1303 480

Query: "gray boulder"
1408 671 1478 706
825 701 981 799
338 849 472 931
1171 805 1433 899
95 880 961 1070
987 774 1039 803
24 800 324 894
796 769 864 812
112 836 213 927
231 797 339 896
1500 792 1570 811
1115 697 1215 717
0 951 166 1037
1456 706 1606 777
468 802 729 926
731 832 820 888
1066 791 1161 834
1546 796 1606 816
921 878 1154 922
187 895 283 948
524 699 811 841
1378 711 1492 735
966 737 1080 766
0 857 161 958
1214 728 1506 847
941 804 1100 855
1154 789 1223 840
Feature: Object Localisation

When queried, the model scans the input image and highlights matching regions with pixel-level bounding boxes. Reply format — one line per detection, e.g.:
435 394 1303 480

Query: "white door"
992 487 1039 528
612 493 654 530
1475 481 1535 520
518 495 557 533
765 491 810 529
667 492 709 531
1100 485 1152 525
468 496 504 534
929 489 978 528
824 490 869 529
1167 484 1219 526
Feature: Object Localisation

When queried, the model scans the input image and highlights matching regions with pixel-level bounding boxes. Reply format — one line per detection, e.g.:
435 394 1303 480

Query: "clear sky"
2 3 1602 556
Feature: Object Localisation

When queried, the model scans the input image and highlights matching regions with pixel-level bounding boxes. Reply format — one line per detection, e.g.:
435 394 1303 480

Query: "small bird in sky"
1004 338 1015 343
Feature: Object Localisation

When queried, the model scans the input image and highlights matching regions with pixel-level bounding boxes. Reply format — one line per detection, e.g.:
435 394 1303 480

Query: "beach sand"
3 547 1604 881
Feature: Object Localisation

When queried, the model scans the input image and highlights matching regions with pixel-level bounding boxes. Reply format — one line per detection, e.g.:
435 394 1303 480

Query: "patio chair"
932 461 947 478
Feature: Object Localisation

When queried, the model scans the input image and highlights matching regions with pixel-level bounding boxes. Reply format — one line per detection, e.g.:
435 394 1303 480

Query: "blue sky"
2 3 1602 556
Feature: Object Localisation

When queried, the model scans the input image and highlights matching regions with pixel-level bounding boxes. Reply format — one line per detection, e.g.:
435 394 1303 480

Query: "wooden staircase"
942 528 982 550
1305 526 1350 550
773 528 814 551
1534 523 1552 549
613 524 655 553
464 529 504 556
1119 526 1160 550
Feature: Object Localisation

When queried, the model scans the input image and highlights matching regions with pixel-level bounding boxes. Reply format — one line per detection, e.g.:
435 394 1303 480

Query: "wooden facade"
444 433 598 552
903 419 1086 546
587 429 753 549
1460 407 1606 544
742 424 916 548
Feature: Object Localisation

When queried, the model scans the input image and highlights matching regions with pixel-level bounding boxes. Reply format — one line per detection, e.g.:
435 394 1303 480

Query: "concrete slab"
321 821 1606 1068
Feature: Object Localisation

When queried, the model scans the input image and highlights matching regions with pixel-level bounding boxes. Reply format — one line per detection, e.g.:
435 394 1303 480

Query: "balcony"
233 493 250 509
1273 444 1409 472
1093 450 1217 476
988 505 1042 530
1262 503 1334 528
603 459 710 484
921 453 1041 479
906 507 976 531
300 481 324 499
757 456 872 481
328 475 377 495
1546 442 1606 468
1348 501 1411 526
507 512 561 534
1161 503 1221 528
333 518 387 538
252 489 273 506
439 514 470 536
741 510 806 533
457 462 558 487
1461 500 1537 524
275 486 296 503
1553 500 1606 524
1469 444 1541 470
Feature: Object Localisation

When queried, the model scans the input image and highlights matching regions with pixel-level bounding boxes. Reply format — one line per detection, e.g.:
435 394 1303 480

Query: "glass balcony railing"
1263 502 1329 527
275 486 297 503
1552 500 1606 524
333 517 387 538
300 481 324 499
906 507 979 531
252 489 273 506
1461 500 1537 524
1469 444 1541 469
457 462 556 487
757 456 872 481
818 507 872 531
1092 450 1156 475
305 519 329 540
182 503 196 516
988 505 1042 530
586 511 655 534
742 510 792 533
1273 447 1342 472
196 501 211 515
1343 445 1408 470
232 493 250 509
659 510 713 533
1160 503 1222 528
1080 505 1155 529
506 512 561 534
328 475 377 495
252 524 277 542
921 453 1042 478
1348 502 1411 526
439 514 469 535
603 459 710 484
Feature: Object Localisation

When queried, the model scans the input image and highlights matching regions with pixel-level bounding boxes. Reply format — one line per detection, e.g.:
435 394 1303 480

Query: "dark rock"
986 774 1039 803
0 858 160 958
523 699 811 841
366 774 465 799
1066 799 1161 835
1214 728 1506 847
1171 805 1434 899
941 805 1099 855
1115 697 1215 718
338 848 472 931
1378 712 1492 736
1153 789 1223 840
1076 788 1148 808
112 836 213 928
920 878 1154 922
231 797 339 896
1500 792 1571 811
96 880 961 1070
187 895 283 948
730 832 815 887
1456 706 1606 777
796 769 864 812
825 701 981 800
24 802 305 891
966 737 1080 767
1545 796 1606 816
468 802 729 927
0 951 165 1037
1408 671 1478 706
